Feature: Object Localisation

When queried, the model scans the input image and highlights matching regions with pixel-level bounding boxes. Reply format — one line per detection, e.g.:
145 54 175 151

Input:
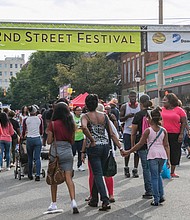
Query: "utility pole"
157 0 164 104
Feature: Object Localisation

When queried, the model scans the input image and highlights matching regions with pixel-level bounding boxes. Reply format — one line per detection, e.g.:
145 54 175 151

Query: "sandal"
109 198 115 203
85 196 91 202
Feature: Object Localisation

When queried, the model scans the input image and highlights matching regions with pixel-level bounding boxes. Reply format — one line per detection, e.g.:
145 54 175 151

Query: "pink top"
161 106 186 133
0 122 14 142
147 127 167 160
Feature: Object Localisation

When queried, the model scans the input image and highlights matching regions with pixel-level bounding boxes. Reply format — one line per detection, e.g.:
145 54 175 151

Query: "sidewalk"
0 150 190 220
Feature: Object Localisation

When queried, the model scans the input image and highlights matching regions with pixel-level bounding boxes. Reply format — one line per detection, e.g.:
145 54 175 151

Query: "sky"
0 0 189 62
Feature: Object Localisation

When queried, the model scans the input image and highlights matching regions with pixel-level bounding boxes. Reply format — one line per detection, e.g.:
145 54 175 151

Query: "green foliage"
56 53 119 100
8 51 80 109
6 51 118 109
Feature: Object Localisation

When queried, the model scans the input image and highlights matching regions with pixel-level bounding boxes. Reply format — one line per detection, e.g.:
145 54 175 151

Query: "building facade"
120 52 175 103
121 52 146 103
0 54 25 90
146 52 190 105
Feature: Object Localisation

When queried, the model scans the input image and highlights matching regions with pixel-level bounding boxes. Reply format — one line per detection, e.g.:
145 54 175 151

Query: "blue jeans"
0 141 11 168
148 158 165 203
87 144 110 204
138 150 152 194
26 137 42 177
72 139 83 168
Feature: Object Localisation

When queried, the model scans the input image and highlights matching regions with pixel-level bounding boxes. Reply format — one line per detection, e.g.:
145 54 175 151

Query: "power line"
0 17 190 22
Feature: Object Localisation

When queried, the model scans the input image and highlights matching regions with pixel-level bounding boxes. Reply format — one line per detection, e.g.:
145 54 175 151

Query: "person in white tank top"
120 90 140 178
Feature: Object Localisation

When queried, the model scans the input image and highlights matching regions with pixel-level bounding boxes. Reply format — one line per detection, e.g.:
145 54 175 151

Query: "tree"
7 51 81 109
55 53 118 100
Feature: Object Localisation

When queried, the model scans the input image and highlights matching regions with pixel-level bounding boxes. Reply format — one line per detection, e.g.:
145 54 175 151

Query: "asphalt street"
0 149 190 220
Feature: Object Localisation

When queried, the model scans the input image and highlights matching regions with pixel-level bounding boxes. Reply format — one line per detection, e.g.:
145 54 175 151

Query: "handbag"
46 122 65 185
103 115 117 177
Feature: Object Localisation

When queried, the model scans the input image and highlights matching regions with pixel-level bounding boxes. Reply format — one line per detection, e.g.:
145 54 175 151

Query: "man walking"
120 90 140 178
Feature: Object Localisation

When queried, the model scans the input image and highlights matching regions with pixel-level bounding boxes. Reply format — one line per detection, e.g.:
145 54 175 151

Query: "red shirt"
48 120 74 144
161 106 186 133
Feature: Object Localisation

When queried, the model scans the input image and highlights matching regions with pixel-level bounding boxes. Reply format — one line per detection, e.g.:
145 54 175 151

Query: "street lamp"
135 71 141 102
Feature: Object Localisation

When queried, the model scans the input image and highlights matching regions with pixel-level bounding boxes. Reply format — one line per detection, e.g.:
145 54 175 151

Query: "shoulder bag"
46 122 65 185
148 127 164 150
103 115 117 177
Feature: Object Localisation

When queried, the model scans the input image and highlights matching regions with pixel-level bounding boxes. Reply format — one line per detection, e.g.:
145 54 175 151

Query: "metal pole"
157 0 164 105
137 82 140 102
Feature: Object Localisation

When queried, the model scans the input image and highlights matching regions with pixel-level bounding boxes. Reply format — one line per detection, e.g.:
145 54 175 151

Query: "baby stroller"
14 139 45 180
41 145 50 160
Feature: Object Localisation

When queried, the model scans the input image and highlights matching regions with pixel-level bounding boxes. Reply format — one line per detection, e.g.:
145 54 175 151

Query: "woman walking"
19 106 29 133
22 105 43 181
122 107 170 206
82 103 117 203
0 112 14 171
72 106 85 171
161 93 186 177
46 102 79 214
81 94 122 211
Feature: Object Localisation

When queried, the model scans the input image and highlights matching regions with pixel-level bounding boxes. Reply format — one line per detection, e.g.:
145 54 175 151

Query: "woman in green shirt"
72 106 85 171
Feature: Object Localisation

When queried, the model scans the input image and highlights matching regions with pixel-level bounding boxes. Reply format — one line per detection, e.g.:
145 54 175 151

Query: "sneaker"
132 168 139 178
171 173 179 178
88 200 98 207
28 175 33 180
142 192 153 199
47 202 57 211
73 207 79 214
159 197 165 203
6 167 11 171
124 167 130 178
151 201 159 206
78 165 85 171
71 200 79 214
35 176 40 181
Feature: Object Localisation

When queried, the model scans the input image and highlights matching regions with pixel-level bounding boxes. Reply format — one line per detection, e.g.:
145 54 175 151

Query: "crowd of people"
0 91 189 214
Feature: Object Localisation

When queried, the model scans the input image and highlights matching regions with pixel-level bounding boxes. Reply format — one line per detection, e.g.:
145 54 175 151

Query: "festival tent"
71 93 83 103
71 92 89 107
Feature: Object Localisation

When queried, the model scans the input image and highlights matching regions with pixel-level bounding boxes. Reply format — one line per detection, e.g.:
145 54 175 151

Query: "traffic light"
3 88 6 96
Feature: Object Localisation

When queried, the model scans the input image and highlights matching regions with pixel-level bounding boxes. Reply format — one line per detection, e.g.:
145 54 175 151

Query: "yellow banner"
0 28 141 52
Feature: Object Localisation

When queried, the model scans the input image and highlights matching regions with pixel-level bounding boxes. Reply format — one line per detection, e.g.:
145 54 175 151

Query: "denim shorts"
123 133 131 150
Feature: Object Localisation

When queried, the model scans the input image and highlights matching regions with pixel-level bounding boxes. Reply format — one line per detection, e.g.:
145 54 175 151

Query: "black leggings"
168 133 182 166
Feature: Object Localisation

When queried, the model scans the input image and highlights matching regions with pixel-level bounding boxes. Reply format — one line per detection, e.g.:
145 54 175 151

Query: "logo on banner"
172 34 181 43
152 32 166 44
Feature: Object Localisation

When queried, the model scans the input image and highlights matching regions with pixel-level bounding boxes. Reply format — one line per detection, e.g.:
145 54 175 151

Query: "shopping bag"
161 160 170 179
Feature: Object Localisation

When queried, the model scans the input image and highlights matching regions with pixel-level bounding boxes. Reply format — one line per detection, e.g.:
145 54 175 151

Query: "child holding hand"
121 107 170 206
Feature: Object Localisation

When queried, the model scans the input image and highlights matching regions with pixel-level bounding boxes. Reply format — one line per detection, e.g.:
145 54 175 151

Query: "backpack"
142 115 150 134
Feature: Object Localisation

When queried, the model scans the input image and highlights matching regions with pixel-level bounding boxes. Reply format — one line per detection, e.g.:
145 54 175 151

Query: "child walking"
121 107 170 206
